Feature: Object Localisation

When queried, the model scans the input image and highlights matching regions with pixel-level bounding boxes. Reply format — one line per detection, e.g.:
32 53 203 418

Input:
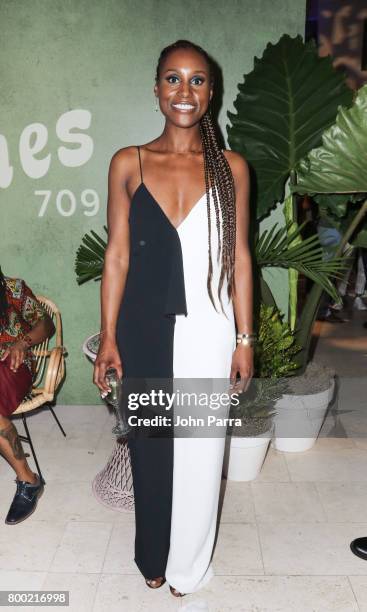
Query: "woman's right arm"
93 149 132 393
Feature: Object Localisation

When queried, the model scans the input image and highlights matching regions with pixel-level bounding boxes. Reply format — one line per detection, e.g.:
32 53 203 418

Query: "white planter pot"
272 377 335 453
223 431 272 482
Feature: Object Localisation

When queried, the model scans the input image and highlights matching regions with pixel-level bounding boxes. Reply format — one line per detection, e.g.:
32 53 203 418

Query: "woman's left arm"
225 151 254 393
0 282 55 372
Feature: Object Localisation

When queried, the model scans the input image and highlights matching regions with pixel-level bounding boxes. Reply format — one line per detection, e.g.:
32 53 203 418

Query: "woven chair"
11 296 66 483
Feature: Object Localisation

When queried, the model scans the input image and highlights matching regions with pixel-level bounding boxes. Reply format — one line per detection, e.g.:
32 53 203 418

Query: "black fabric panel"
116 181 186 578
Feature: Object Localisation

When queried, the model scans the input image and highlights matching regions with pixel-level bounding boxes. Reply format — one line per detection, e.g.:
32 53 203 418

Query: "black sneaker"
5 474 45 525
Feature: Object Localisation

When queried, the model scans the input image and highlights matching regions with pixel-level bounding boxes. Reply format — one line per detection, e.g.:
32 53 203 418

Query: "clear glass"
104 368 131 437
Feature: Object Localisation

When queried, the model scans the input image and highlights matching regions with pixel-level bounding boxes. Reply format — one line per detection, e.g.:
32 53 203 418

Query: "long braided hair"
155 40 236 315
0 267 8 327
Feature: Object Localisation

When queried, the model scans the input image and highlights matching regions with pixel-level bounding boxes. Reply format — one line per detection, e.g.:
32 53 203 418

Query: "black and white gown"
116 146 236 593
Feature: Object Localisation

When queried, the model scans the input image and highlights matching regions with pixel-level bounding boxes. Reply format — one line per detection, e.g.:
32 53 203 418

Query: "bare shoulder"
107 145 141 187
110 145 138 168
222 149 249 182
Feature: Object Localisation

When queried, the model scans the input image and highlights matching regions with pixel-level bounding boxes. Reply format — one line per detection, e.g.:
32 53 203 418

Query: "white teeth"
173 103 195 110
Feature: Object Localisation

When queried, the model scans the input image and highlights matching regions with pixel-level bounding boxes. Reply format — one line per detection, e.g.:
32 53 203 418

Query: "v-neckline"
140 182 212 232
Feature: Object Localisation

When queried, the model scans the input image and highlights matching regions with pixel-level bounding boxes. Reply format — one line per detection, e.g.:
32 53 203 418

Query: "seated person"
0 267 55 524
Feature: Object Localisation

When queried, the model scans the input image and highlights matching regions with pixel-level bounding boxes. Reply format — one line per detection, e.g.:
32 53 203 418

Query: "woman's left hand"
229 344 254 394
0 340 28 373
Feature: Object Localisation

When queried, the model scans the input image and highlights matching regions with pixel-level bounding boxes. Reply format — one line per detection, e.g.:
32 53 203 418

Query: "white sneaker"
353 296 367 310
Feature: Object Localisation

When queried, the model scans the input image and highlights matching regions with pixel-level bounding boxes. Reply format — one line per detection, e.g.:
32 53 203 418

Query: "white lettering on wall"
19 123 51 179
0 109 94 188
36 189 100 217
57 109 93 167
0 134 13 189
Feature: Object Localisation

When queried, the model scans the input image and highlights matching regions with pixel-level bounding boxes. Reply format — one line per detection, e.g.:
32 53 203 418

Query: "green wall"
1 0 305 404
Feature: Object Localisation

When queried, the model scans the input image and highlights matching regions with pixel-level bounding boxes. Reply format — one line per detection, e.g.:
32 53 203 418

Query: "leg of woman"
0 358 44 524
165 435 225 593
127 436 173 578
117 313 175 581
165 326 235 594
0 415 37 483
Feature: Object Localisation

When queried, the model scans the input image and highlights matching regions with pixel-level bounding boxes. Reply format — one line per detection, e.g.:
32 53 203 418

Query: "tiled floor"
0 296 366 611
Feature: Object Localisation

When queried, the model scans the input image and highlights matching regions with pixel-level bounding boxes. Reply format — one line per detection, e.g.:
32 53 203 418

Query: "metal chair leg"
19 414 45 484
48 404 67 438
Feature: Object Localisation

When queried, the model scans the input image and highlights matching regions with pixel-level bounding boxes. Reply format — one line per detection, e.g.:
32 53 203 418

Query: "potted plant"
223 303 301 481
274 85 367 451
291 83 367 368
226 34 360 451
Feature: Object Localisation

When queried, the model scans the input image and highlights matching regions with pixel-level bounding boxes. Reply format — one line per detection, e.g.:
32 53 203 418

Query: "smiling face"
154 47 213 127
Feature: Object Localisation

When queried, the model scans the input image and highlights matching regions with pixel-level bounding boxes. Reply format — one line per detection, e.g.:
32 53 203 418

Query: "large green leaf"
226 34 353 219
290 86 367 372
294 84 367 194
75 227 107 284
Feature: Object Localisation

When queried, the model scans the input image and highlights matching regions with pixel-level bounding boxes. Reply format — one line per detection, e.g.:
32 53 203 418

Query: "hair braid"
155 40 236 315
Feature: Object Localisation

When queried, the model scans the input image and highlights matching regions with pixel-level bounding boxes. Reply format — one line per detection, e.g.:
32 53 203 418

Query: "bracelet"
236 332 257 347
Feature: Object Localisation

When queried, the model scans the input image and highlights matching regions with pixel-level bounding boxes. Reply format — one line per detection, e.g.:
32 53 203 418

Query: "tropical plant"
254 219 348 305
291 84 367 368
75 227 107 284
229 302 302 437
226 33 353 334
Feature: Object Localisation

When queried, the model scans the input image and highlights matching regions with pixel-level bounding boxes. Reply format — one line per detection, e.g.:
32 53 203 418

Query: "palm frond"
75 226 108 285
256 221 351 301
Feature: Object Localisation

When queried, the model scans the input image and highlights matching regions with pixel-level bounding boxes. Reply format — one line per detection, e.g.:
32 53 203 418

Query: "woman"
94 40 254 596
0 268 55 524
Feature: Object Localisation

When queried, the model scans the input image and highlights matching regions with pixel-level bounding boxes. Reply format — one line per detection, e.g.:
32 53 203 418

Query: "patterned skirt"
0 356 33 417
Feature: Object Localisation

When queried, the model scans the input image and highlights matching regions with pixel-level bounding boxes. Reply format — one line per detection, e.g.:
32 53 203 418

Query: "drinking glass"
104 368 131 437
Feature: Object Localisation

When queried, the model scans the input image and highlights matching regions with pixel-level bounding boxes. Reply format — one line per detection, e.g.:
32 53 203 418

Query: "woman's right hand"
93 337 123 396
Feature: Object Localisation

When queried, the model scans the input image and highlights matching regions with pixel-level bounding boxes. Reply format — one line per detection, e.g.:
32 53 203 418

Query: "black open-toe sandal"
145 577 166 589
169 585 186 597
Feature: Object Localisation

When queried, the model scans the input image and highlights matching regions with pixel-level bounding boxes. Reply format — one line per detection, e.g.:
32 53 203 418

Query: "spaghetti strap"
137 145 143 183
